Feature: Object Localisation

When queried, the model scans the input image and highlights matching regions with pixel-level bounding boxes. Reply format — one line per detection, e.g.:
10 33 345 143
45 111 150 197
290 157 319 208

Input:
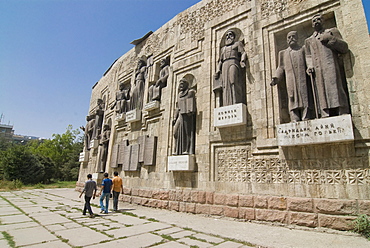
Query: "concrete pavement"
0 188 368 247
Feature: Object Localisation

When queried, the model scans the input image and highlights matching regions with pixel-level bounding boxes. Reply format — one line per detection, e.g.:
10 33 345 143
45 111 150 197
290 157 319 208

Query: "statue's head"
225 30 236 46
178 78 189 91
103 124 110 131
137 59 146 69
160 58 167 68
119 82 125 90
312 14 324 30
287 31 298 47
97 98 103 105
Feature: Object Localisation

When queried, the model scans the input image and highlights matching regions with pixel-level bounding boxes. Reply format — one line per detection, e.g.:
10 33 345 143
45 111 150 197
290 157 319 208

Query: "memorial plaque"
144 101 160 111
115 113 125 121
168 155 195 171
118 140 129 165
110 144 119 168
214 103 247 127
276 114 354 146
138 135 147 163
89 139 99 149
130 144 140 171
144 136 157 166
126 109 141 122
122 143 131 171
79 152 89 162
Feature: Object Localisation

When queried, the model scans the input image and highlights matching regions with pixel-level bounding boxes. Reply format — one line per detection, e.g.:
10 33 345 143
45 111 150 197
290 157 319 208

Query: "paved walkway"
0 188 368 248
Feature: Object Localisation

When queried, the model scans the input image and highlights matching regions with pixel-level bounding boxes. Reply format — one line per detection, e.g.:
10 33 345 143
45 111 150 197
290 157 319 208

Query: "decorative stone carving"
92 98 104 139
111 82 130 114
177 0 246 41
214 29 246 106
98 124 110 173
261 0 306 18
215 150 367 186
305 14 350 118
271 31 313 122
80 114 95 150
172 78 196 155
129 59 148 111
148 58 170 102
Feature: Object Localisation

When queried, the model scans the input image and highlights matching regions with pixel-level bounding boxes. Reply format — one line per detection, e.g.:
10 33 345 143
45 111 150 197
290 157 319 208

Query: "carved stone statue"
172 78 196 155
305 14 350 118
214 30 247 106
148 58 170 102
93 99 105 139
80 114 95 150
271 31 312 122
99 124 110 172
129 59 147 110
111 82 130 114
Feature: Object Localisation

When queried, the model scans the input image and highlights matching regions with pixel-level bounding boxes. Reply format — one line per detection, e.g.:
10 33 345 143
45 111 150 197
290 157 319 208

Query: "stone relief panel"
215 145 251 182
215 146 368 186
176 0 247 41
261 0 307 18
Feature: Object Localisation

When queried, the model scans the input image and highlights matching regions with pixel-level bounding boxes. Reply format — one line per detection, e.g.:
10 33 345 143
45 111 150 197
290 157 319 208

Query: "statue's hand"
240 61 246 68
270 78 278 86
214 71 221 80
306 67 314 75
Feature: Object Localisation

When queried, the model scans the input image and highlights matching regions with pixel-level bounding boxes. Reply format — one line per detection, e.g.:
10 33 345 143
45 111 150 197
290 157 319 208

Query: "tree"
29 125 83 181
0 145 45 184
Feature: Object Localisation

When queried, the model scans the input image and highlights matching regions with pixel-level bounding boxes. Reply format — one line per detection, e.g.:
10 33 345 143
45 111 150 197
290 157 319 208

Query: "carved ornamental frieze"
216 146 368 185
261 0 307 17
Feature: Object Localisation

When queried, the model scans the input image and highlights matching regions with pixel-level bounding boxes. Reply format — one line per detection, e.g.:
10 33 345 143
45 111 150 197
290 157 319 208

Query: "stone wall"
78 0 370 230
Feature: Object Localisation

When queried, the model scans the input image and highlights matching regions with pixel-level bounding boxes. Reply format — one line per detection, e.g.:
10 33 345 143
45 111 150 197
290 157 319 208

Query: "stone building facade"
77 0 370 230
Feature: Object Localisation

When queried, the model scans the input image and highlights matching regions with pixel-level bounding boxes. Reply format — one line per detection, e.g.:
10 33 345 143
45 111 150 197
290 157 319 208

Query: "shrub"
352 214 370 239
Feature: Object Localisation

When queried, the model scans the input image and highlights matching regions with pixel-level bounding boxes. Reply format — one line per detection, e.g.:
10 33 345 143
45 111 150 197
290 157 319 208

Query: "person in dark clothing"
79 174 97 218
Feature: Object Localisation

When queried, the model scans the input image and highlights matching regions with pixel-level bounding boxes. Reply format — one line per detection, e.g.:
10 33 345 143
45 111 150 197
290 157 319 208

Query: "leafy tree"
29 125 83 181
0 145 45 184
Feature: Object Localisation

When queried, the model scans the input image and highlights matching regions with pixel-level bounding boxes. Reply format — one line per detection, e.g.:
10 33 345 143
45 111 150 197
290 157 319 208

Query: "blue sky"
0 0 369 139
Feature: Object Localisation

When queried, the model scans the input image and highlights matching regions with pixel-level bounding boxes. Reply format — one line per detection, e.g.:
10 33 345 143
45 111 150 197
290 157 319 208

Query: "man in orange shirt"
112 171 124 211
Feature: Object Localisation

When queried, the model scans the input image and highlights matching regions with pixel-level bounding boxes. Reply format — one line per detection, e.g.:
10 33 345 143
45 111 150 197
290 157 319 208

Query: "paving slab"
153 241 189 248
0 239 11 248
31 213 72 225
106 221 172 238
86 233 163 248
19 206 50 214
25 240 72 248
194 233 225 244
178 237 213 248
0 214 33 224
7 226 58 247
171 230 196 239
54 226 112 247
103 213 148 225
0 221 39 231
213 241 247 248
0 207 22 215
156 226 184 235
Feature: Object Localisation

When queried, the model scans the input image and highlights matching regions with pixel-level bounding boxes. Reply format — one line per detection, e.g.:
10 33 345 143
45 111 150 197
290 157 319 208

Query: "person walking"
112 171 124 212
79 174 97 218
99 172 112 214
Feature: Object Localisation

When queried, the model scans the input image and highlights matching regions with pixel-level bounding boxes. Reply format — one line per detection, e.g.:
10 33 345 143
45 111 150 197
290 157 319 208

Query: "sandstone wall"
78 0 370 229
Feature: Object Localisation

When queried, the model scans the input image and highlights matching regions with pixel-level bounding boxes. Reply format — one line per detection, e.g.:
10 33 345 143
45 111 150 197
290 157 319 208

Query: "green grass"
2 231 16 248
0 180 76 191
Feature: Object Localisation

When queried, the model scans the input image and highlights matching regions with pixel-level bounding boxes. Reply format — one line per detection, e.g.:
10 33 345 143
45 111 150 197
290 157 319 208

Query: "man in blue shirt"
99 172 112 214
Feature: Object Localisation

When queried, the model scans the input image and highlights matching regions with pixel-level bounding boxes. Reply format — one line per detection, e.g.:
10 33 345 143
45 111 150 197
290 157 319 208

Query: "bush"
352 214 370 239
0 145 45 184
